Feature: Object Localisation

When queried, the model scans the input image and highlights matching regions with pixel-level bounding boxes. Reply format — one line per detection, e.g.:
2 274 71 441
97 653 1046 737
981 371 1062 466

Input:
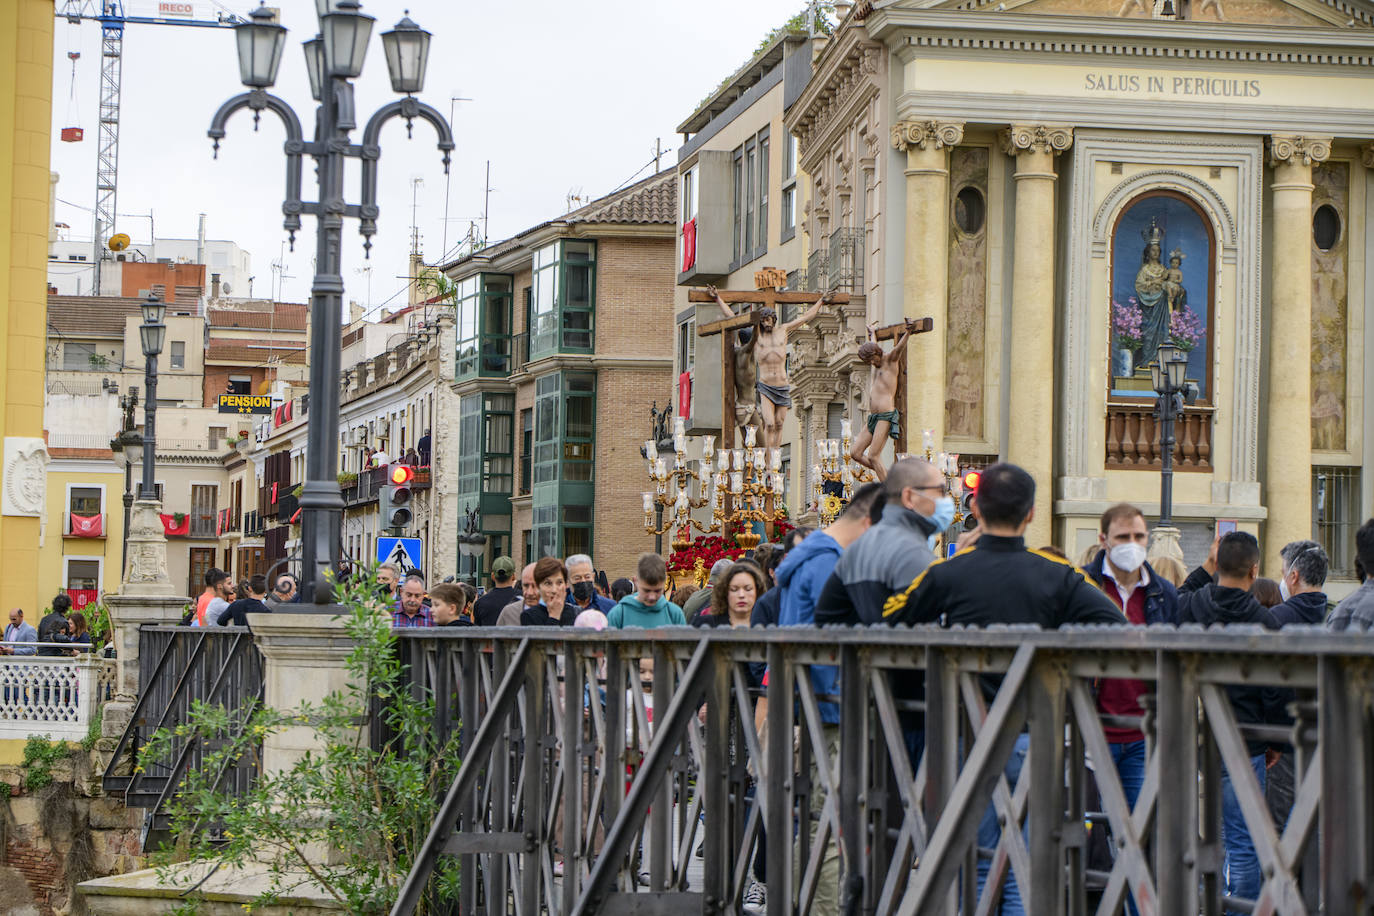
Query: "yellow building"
787 0 1374 583
0 0 55 615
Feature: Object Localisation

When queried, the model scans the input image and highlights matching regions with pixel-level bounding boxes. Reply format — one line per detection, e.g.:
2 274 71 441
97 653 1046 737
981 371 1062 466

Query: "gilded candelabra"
710 424 787 551
812 417 878 525
643 417 720 551
919 428 968 529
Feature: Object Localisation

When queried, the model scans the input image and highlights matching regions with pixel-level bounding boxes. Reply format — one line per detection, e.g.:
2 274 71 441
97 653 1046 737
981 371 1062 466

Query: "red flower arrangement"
666 515 796 578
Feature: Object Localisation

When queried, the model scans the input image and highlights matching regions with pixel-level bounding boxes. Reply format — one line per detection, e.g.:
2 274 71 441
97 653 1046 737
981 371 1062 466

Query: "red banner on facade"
679 372 692 421
69 589 98 610
681 218 696 273
159 513 190 536
69 513 103 537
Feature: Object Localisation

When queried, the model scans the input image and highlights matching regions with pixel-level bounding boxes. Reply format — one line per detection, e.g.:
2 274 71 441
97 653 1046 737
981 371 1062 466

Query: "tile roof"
443 169 676 270
564 169 677 225
205 339 308 365
207 303 309 331
46 295 146 338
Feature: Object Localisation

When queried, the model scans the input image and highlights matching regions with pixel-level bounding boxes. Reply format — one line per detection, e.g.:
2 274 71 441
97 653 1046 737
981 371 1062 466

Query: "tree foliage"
143 573 461 914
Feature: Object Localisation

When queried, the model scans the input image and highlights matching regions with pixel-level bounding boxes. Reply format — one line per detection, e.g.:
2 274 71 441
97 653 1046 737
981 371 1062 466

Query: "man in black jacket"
1177 531 1275 912
1270 539 1328 626
37 593 73 657
882 463 1125 916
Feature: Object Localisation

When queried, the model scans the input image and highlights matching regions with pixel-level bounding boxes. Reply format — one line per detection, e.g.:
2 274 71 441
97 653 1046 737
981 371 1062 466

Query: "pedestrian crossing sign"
376 537 423 576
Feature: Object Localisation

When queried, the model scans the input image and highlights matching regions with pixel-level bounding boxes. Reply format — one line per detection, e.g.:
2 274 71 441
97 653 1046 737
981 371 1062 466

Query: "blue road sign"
376 537 423 576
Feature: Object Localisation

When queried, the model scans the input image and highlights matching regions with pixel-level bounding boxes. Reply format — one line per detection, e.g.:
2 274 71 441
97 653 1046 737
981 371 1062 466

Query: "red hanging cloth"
69 513 103 537
681 218 697 272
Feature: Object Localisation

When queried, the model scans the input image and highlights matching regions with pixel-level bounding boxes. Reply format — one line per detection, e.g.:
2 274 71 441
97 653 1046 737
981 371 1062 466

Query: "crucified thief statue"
850 318 917 481
710 285 834 451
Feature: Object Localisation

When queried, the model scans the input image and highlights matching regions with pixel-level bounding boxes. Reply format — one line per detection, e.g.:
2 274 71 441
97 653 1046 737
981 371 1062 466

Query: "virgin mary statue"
1134 219 1170 367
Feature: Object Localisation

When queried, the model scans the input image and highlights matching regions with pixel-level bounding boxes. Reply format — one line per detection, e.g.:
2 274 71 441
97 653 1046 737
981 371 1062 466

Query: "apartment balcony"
64 512 105 538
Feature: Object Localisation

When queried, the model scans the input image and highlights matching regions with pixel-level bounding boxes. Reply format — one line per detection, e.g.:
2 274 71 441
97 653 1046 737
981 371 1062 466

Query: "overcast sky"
48 0 802 313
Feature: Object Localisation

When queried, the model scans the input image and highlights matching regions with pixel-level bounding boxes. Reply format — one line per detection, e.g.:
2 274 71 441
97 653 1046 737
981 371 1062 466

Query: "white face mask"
1109 542 1148 574
1279 573 1292 602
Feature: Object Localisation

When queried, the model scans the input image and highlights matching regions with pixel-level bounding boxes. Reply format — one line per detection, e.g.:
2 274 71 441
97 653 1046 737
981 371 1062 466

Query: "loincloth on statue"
866 409 901 440
756 380 792 408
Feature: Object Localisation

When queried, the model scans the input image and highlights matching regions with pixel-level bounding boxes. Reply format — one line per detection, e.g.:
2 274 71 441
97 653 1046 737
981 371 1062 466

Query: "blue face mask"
923 496 956 550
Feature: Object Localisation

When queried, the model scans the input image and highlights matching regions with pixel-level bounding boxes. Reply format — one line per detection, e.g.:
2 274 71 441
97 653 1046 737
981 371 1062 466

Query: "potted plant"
1111 299 1143 377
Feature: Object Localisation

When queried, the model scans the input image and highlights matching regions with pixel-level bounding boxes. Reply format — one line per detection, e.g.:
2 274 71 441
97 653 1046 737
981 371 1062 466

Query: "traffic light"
960 469 980 531
381 464 414 531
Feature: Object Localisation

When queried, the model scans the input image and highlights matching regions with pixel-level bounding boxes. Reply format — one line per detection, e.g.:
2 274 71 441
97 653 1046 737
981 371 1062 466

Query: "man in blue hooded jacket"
776 482 883 722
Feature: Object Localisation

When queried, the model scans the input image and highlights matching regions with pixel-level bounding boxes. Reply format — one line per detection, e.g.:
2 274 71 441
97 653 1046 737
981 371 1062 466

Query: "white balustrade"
0 649 104 741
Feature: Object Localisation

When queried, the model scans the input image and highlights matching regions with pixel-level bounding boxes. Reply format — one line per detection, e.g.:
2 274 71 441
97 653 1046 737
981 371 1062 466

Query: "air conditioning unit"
342 429 357 447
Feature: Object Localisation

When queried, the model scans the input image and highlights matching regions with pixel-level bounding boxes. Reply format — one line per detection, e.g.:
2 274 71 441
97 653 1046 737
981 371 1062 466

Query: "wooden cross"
689 285 851 454
690 280 850 528
869 317 934 457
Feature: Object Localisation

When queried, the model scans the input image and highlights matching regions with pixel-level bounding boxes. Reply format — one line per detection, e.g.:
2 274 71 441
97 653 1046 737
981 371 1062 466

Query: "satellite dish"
108 233 131 252
221 282 232 295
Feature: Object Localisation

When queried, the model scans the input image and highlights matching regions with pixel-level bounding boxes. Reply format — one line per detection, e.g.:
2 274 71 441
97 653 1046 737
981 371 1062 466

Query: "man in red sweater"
1082 505 1180 805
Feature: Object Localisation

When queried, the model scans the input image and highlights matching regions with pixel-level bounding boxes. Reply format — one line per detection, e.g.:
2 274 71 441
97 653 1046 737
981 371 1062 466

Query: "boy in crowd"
429 583 472 627
607 554 686 629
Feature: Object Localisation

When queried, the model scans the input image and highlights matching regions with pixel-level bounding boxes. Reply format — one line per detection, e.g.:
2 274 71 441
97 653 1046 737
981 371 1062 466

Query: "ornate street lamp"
1150 344 1189 527
110 389 142 574
138 297 165 501
210 2 454 605
458 507 488 586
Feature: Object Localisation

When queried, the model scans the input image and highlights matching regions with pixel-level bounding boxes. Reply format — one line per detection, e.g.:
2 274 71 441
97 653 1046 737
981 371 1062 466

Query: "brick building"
441 171 677 578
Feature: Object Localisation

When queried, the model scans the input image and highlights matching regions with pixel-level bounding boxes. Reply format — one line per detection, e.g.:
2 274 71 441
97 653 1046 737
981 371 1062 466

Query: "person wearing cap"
473 556 519 626
682 558 731 621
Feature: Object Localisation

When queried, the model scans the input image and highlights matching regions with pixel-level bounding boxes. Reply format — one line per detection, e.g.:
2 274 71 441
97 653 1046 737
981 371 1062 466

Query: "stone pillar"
1001 125 1073 548
248 612 359 777
101 498 188 739
1264 135 1331 573
891 119 964 450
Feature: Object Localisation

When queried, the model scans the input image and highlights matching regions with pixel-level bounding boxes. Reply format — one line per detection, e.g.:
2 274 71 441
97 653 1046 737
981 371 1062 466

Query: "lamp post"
458 507 487 586
138 297 166 500
209 1 454 604
110 388 142 575
1150 344 1189 527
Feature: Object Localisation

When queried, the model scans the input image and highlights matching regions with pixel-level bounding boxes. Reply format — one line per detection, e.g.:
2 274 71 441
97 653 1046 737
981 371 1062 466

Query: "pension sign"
218 394 272 415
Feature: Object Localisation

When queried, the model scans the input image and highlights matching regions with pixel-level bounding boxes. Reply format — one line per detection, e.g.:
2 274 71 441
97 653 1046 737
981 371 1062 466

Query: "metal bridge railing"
102 625 264 837
387 625 1374 916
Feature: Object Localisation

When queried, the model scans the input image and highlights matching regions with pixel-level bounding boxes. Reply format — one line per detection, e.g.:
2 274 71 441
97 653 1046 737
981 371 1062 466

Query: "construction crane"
56 2 242 292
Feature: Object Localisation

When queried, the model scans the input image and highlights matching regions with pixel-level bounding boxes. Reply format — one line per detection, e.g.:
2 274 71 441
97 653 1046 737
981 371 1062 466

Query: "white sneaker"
743 880 767 915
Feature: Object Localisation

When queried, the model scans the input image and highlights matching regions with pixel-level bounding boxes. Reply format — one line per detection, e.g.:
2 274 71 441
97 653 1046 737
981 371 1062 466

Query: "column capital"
1267 134 1332 168
1362 142 1374 169
1000 124 1074 157
891 119 965 153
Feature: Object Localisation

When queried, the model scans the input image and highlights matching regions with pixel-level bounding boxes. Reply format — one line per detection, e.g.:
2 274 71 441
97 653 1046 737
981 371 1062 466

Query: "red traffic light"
961 470 981 491
389 464 415 485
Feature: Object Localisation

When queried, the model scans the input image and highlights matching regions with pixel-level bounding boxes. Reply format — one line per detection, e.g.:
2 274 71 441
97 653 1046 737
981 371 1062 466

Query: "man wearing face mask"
814 458 948 626
1082 503 1179 909
565 554 616 615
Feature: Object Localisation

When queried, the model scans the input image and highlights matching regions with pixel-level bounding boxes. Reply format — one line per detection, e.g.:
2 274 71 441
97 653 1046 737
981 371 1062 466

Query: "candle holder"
643 418 720 551
812 419 878 525
919 430 969 533
708 425 787 550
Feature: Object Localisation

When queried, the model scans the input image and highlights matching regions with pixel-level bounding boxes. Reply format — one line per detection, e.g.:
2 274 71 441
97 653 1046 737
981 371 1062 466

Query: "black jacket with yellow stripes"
882 534 1128 629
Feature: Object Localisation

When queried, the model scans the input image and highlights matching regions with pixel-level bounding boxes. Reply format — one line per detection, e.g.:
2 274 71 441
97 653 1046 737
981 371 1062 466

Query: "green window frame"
459 392 516 513
530 370 596 557
528 240 597 360
455 273 514 380
457 395 481 502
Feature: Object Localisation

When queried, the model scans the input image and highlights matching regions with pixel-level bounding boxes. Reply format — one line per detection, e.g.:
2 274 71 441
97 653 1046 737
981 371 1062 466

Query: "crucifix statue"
690 269 849 451
851 317 933 480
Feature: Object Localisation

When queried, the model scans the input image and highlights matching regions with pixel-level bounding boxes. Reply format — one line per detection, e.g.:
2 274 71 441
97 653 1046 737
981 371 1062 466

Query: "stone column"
1264 135 1331 573
248 612 359 777
101 498 188 740
891 119 964 450
1001 125 1073 548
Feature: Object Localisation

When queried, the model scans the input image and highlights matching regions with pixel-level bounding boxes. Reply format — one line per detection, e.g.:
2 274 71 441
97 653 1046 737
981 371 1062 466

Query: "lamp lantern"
380 12 431 94
139 320 166 358
1150 358 1165 394
320 0 375 79
303 36 325 101
140 297 166 326
234 3 287 89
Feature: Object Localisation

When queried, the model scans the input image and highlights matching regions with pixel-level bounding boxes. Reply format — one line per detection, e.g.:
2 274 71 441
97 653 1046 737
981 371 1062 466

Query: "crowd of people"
5 455 1373 912
2 592 97 657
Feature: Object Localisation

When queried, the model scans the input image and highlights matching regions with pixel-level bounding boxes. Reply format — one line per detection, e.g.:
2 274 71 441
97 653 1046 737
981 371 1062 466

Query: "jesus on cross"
705 285 834 451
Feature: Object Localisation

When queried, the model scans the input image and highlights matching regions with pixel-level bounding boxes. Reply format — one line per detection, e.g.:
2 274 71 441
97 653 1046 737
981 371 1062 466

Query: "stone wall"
0 746 142 916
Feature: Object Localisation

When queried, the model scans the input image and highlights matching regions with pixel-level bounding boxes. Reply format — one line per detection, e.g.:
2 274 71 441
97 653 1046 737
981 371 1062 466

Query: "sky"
48 0 803 314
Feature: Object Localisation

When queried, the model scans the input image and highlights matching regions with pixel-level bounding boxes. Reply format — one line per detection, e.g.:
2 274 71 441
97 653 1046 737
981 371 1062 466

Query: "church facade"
787 0 1374 580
